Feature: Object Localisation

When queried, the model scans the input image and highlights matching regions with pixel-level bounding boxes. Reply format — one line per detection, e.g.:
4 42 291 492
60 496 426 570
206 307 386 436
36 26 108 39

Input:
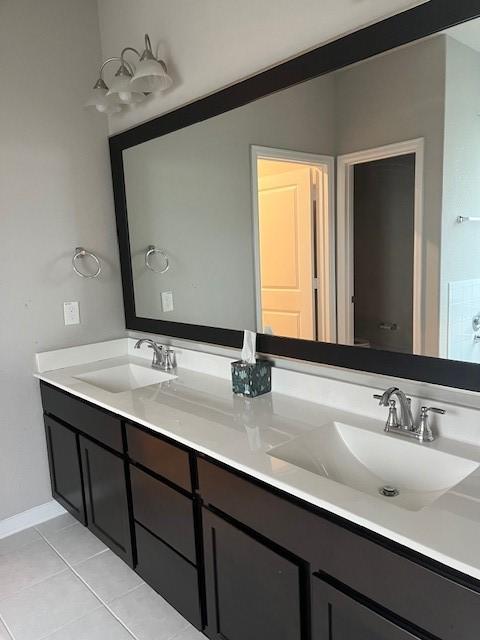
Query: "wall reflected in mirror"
123 18 480 363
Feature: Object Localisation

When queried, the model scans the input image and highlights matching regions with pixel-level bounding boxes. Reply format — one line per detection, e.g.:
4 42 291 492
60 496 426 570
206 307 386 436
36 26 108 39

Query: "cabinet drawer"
198 458 480 640
40 383 123 452
312 577 423 640
130 465 196 563
198 457 316 556
135 523 202 629
126 424 192 492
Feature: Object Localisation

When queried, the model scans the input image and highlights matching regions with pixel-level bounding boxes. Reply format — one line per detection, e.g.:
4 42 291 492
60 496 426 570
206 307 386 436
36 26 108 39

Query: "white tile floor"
0 515 204 640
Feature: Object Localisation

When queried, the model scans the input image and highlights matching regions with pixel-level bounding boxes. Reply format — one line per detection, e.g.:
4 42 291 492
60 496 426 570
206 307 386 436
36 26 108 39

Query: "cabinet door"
312 578 424 640
79 436 133 566
44 416 85 524
203 508 303 640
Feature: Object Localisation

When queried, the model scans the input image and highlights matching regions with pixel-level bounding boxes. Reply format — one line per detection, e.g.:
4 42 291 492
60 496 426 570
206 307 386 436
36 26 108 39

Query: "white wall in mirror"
441 35 480 360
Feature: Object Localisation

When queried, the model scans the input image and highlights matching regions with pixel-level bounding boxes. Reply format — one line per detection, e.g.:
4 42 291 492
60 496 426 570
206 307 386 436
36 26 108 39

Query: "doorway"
337 139 424 354
251 146 335 342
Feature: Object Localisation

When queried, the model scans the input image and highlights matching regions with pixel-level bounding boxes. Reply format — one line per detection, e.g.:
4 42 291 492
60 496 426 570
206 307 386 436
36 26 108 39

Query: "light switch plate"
161 291 174 313
64 301 80 325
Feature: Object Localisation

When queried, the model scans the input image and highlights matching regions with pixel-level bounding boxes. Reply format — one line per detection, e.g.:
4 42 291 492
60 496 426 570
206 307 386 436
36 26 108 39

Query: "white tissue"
241 330 257 364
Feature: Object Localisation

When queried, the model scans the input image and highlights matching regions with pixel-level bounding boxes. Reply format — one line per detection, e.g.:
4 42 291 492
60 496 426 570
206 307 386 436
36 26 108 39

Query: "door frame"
251 145 336 342
336 138 424 354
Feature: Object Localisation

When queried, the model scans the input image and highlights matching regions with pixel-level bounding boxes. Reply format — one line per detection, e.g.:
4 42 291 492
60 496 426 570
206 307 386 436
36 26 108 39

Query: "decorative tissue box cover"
231 360 272 397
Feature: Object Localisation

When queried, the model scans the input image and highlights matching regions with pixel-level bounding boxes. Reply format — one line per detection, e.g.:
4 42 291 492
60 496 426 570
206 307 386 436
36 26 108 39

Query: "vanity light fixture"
106 59 145 105
131 35 173 93
84 73 122 116
85 34 172 115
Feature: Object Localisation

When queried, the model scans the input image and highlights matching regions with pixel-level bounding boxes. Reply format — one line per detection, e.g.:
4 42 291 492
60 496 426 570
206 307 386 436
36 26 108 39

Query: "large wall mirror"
111 1 480 391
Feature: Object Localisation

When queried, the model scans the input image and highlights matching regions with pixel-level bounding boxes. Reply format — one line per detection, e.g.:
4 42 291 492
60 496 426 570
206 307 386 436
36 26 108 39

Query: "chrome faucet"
375 387 414 430
134 339 176 371
373 387 445 443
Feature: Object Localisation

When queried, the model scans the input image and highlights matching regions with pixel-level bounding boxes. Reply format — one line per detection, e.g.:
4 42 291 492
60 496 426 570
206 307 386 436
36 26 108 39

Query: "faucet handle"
151 343 165 368
163 347 177 371
420 406 446 416
373 394 383 404
385 399 399 430
417 406 446 443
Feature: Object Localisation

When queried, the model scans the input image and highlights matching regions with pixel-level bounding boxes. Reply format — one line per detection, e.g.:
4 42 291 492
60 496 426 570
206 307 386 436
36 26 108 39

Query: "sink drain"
379 485 399 498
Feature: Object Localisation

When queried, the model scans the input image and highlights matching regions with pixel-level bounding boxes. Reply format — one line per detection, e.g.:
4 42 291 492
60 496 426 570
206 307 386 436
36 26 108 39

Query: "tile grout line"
34 521 78 538
0 523 107 639
0 567 69 606
0 537 72 640
35 529 141 640
0 538 71 606
1 522 196 640
0 529 48 558
6 529 92 640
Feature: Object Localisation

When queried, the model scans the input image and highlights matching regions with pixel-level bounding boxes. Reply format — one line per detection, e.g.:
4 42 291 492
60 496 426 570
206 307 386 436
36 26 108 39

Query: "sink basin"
74 364 176 394
268 421 479 511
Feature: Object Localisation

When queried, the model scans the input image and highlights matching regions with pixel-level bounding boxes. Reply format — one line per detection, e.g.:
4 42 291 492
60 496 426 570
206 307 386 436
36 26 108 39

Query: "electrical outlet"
161 291 174 313
64 301 80 325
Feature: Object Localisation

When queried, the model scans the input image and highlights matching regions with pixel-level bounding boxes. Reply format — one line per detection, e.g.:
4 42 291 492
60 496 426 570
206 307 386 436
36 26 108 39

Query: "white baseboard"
0 500 67 539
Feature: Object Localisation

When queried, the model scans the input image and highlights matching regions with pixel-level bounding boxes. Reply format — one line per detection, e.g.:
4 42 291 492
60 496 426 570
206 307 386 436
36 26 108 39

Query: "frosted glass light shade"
131 59 173 93
107 74 145 105
85 87 122 115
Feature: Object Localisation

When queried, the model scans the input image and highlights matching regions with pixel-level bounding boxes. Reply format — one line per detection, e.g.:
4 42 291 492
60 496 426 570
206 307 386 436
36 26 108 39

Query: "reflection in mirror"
254 150 335 343
123 18 480 364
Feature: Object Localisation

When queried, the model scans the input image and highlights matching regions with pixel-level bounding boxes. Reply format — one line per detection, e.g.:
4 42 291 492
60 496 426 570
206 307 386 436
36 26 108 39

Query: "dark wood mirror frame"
110 0 480 392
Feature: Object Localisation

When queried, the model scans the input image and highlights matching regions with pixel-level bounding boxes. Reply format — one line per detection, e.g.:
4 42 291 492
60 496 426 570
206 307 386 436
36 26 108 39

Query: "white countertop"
35 352 480 582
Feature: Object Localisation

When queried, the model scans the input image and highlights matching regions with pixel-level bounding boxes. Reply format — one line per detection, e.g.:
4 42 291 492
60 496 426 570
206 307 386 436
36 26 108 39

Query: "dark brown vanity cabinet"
202 508 303 640
40 383 202 629
312 579 423 640
126 424 203 629
44 415 86 525
41 382 480 640
41 383 133 566
198 458 480 640
79 436 132 565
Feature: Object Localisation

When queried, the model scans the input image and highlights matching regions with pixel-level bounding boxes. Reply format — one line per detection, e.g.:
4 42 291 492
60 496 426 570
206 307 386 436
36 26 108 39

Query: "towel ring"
72 247 101 279
145 245 169 274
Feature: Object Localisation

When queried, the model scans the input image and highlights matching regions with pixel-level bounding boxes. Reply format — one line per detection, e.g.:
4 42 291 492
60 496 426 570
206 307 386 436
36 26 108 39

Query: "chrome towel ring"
72 247 101 279
145 245 169 273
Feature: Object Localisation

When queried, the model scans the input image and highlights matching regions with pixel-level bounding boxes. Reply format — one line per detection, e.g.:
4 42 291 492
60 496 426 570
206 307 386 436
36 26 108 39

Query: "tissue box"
231 360 272 397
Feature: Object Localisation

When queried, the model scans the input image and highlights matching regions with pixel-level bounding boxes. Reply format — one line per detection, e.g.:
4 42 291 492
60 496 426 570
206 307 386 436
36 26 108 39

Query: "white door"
258 166 315 340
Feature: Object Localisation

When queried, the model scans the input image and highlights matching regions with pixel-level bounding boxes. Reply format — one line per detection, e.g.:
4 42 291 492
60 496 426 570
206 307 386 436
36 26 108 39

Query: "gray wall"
125 75 336 329
334 36 447 357
0 0 125 520
440 37 480 357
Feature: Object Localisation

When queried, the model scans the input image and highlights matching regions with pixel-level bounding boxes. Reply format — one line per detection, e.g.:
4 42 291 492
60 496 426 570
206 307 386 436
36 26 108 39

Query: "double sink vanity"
32 5 480 637
34 339 480 640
